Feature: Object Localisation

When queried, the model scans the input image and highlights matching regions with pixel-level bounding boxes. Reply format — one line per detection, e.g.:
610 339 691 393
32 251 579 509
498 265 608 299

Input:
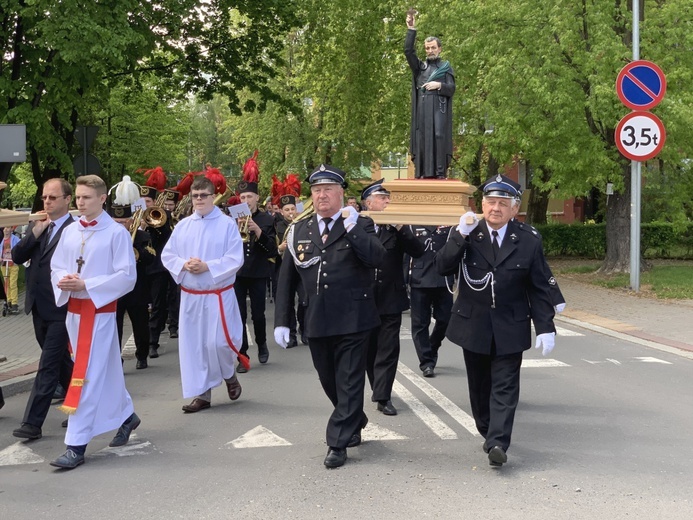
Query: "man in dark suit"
234 180 277 371
274 165 385 468
407 224 454 377
435 174 557 468
111 205 156 369
361 180 424 416
11 178 75 440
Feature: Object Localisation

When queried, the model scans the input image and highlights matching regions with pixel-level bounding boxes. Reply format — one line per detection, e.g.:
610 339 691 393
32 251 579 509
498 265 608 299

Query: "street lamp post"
396 152 402 179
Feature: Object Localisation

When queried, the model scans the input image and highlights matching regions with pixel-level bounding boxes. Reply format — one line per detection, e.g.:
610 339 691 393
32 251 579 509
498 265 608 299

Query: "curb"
0 373 36 399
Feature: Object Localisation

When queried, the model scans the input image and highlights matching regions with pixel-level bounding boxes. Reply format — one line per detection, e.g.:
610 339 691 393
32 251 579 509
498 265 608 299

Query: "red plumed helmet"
283 173 301 197
176 171 202 196
227 194 241 206
205 167 227 194
143 166 167 191
242 150 260 183
270 174 283 200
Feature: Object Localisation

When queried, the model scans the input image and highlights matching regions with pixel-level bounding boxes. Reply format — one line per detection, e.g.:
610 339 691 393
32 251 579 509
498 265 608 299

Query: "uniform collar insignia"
476 231 485 240
510 233 517 240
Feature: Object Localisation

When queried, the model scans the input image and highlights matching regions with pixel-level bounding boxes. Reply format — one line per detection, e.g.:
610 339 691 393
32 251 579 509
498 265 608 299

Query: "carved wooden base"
362 178 476 226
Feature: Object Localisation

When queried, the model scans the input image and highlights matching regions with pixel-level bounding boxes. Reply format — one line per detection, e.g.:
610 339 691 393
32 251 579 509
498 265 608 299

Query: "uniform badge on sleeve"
549 276 557 286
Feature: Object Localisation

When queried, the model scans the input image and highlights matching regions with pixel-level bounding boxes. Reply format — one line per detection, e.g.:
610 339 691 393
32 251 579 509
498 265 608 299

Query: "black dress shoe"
488 446 507 467
109 413 141 447
169 329 178 339
136 359 148 369
287 337 298 348
237 362 248 374
50 448 85 469
52 385 66 400
62 419 68 428
13 423 42 440
422 366 435 378
182 398 211 413
377 400 397 416
258 343 269 364
300 331 308 345
149 345 159 359
324 447 347 468
347 433 361 448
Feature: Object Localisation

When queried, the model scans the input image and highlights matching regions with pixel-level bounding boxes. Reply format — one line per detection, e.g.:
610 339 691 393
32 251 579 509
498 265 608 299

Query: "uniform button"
493 268 497 272
322 261 327 265
322 272 327 277
324 284 329 289
363 293 367 297
322 250 326 254
516 264 521 267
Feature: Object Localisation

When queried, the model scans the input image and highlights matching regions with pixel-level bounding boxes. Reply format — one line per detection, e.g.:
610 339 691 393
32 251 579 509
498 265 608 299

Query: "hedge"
534 223 693 259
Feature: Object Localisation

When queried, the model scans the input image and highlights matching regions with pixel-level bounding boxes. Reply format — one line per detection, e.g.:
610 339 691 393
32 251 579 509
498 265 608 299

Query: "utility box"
0 124 27 162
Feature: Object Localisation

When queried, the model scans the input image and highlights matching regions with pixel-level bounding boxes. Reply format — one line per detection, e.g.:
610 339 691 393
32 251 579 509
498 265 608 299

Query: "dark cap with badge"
306 164 348 189
237 180 258 195
361 178 390 201
163 189 180 203
108 204 133 219
280 195 296 207
140 186 158 200
480 174 522 199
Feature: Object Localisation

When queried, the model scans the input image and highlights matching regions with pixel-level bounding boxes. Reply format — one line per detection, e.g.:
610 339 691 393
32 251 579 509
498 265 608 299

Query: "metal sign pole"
630 2 641 291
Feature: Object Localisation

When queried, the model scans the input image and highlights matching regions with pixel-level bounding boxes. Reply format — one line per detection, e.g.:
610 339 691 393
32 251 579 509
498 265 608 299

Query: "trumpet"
237 214 252 243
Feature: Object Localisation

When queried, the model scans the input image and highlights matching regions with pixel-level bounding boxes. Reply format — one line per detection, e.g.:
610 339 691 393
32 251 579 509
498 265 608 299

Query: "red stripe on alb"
181 283 250 370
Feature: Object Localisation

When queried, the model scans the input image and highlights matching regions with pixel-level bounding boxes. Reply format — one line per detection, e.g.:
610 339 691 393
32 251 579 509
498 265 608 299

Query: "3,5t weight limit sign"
615 111 666 161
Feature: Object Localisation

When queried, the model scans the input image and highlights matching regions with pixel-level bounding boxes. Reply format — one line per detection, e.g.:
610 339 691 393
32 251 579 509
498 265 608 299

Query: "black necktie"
491 230 500 259
321 217 332 243
42 222 55 253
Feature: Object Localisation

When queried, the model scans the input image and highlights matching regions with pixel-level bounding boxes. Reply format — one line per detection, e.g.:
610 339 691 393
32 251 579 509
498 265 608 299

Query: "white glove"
341 206 359 231
534 332 556 357
555 303 566 314
274 327 290 349
457 211 478 236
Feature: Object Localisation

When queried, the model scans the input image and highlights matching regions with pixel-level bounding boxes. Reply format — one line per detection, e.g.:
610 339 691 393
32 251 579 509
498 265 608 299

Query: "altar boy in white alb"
161 175 245 414
49 175 140 470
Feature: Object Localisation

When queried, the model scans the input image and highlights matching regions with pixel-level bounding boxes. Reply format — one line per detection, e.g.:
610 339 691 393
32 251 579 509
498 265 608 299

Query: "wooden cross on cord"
76 256 85 274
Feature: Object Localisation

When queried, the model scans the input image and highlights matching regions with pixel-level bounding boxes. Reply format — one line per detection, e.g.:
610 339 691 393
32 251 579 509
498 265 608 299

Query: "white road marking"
362 423 408 442
582 359 606 365
92 434 156 458
0 443 44 466
121 334 136 360
246 324 254 347
397 362 479 437
634 356 672 364
521 359 570 368
228 425 292 449
607 358 622 365
391 380 458 440
555 326 583 337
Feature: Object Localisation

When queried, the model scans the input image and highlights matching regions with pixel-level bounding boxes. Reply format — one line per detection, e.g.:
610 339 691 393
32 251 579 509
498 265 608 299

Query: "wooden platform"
361 178 476 226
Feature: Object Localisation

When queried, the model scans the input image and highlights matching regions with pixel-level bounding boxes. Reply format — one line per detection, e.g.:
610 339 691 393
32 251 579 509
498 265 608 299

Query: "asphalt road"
1 309 692 519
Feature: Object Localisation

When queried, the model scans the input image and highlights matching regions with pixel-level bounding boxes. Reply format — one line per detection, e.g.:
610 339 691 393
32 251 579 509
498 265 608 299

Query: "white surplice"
161 206 244 398
51 211 137 446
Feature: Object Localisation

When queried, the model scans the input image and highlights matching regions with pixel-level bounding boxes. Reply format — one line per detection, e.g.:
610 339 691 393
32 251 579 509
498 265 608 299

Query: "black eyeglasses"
191 193 213 200
41 195 68 201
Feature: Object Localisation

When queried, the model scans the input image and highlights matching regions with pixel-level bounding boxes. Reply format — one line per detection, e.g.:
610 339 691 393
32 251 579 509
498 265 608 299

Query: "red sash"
181 283 250 370
58 298 118 414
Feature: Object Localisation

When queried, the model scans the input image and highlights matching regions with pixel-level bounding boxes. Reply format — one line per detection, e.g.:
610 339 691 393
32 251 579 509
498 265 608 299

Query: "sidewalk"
3 273 693 399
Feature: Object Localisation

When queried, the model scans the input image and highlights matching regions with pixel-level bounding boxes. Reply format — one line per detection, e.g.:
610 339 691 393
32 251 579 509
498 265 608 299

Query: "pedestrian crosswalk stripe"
122 334 136 360
228 425 292 448
634 356 672 364
392 380 458 440
362 423 408 442
0 442 44 466
397 362 479 437
522 359 570 368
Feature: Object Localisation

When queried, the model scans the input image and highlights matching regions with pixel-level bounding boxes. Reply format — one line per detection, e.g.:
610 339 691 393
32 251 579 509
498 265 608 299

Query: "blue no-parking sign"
616 60 666 110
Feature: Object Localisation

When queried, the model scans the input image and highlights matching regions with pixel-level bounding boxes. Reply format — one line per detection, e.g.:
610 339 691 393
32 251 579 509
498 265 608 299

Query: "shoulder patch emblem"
549 276 557 286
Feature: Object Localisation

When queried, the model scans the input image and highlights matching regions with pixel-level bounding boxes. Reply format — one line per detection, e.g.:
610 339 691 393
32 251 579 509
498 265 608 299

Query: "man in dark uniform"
435 174 557 468
111 204 156 369
274 165 385 468
405 9 455 179
11 178 75 440
274 194 306 348
161 189 181 338
141 186 173 358
407 224 453 377
234 180 277 372
361 180 424 416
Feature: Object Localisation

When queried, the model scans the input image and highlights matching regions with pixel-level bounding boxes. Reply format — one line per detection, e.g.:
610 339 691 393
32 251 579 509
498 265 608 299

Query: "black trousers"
309 330 370 449
22 310 73 428
410 286 452 370
366 313 402 402
234 276 268 358
166 275 180 332
117 295 150 361
148 271 169 347
463 347 523 451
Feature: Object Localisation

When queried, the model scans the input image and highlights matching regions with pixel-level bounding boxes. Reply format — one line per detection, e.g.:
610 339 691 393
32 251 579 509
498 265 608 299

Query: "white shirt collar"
488 222 509 244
